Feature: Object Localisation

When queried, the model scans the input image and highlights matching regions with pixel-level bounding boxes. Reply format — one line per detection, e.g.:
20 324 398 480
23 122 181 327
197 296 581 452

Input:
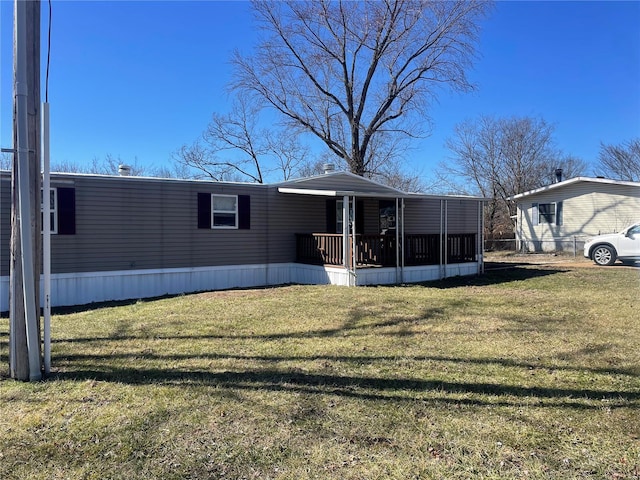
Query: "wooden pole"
10 0 41 381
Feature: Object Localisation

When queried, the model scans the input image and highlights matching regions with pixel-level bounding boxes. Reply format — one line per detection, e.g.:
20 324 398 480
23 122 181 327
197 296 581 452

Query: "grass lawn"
1 264 639 479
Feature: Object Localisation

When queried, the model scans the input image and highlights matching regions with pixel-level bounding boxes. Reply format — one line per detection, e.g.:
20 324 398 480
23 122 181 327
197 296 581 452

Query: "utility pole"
10 0 42 381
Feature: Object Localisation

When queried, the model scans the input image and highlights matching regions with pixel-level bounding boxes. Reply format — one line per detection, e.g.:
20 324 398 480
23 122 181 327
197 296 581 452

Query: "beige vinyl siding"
519 182 640 247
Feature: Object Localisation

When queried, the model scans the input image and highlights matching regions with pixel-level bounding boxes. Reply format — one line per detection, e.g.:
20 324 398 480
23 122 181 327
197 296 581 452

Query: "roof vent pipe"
118 164 132 176
554 168 563 183
323 163 335 174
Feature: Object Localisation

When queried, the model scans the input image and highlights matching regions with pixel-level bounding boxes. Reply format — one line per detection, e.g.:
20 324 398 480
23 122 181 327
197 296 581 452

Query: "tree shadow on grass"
54 348 639 379
423 266 566 289
50 367 639 410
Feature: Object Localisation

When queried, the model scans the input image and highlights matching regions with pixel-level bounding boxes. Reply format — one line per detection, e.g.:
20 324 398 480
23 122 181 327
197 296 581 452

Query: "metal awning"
278 187 410 198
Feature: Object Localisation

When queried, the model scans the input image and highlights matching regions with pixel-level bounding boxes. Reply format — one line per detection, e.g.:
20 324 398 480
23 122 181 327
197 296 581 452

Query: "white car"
584 222 640 266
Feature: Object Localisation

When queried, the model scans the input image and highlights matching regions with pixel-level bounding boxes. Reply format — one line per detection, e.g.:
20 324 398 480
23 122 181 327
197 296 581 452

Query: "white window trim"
41 187 58 234
211 194 238 229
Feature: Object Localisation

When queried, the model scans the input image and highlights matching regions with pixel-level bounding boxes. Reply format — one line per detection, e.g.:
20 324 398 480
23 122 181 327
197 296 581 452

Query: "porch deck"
295 233 476 267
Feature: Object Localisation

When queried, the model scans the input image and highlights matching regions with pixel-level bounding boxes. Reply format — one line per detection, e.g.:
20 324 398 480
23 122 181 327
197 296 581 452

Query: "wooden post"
10 0 41 381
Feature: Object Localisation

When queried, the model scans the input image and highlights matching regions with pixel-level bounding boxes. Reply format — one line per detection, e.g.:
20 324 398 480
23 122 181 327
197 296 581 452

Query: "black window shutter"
238 195 250 229
197 193 211 229
326 199 337 233
57 187 76 235
556 201 563 226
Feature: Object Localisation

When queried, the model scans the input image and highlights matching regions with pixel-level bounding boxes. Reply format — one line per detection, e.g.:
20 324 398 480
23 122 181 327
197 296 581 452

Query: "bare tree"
232 0 490 177
0 152 11 170
442 115 586 239
550 154 588 183
174 97 312 182
51 155 147 176
595 139 640 182
264 129 310 181
152 162 194 180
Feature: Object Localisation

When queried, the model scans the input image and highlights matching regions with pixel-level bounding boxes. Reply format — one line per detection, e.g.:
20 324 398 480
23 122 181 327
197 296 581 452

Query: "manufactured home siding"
266 189 326 263
266 193 393 264
360 198 380 234
0 177 10 275
44 175 270 274
404 198 441 233
403 198 480 234
443 199 480 233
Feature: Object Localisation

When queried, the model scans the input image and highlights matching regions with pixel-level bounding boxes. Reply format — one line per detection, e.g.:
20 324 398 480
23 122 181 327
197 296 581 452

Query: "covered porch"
279 177 484 286
295 232 477 267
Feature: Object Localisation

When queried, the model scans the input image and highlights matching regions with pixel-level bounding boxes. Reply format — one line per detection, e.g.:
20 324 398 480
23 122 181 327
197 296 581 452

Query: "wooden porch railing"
296 233 477 267
404 234 440 266
447 233 477 263
296 233 343 265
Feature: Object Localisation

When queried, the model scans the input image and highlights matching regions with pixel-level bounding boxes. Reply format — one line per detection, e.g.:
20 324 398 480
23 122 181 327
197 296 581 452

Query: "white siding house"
510 177 640 252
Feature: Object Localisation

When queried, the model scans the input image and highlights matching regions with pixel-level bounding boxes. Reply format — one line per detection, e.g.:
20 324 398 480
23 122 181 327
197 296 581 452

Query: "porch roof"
278 187 488 201
275 170 409 198
277 186 410 199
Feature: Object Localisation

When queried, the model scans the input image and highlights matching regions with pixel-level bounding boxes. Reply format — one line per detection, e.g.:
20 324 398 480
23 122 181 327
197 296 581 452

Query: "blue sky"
1 1 639 183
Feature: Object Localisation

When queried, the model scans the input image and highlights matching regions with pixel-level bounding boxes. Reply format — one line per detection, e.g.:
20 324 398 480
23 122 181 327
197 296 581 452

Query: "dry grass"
1 264 639 479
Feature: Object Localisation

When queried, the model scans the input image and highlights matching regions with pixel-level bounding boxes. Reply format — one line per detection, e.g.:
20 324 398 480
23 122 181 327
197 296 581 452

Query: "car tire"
592 245 616 266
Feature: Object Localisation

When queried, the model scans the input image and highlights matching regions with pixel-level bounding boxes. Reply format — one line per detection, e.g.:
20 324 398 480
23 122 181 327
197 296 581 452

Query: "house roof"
509 177 640 200
0 168 486 200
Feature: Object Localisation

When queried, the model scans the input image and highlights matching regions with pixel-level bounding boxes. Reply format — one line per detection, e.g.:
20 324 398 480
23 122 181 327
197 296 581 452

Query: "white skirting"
0 262 480 311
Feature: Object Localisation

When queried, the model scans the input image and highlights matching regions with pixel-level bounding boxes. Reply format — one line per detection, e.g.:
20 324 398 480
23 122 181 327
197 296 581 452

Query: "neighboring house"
510 177 640 253
0 170 485 310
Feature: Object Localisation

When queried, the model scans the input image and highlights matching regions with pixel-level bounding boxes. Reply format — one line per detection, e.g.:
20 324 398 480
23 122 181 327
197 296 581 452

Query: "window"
212 195 238 228
41 188 58 234
533 202 562 226
40 187 76 235
379 200 396 234
197 193 250 230
538 203 555 224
